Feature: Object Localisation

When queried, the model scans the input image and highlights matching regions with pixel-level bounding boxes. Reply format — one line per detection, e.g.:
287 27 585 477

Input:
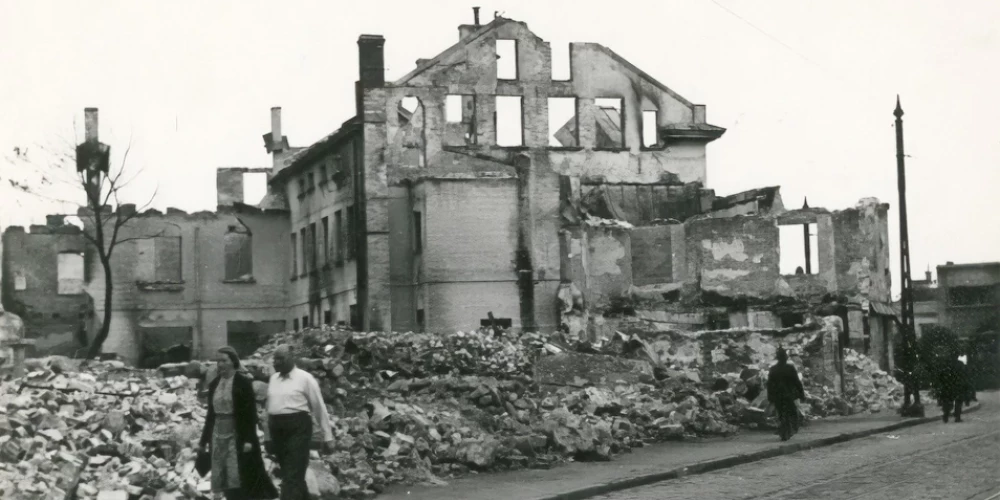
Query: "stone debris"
0 324 902 499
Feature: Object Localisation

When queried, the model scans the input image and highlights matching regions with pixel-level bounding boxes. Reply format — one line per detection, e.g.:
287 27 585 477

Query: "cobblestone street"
597 394 1000 500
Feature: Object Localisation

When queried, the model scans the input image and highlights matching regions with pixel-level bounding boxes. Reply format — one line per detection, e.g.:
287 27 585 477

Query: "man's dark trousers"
270 412 312 500
774 398 798 439
942 398 963 423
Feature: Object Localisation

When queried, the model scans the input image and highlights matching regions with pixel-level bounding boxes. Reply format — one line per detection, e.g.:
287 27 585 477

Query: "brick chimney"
264 107 286 154
459 7 482 40
84 108 99 142
358 35 385 88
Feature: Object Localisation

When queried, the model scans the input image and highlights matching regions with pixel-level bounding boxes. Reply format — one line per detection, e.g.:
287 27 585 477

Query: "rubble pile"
840 349 903 414
0 358 211 500
0 322 904 499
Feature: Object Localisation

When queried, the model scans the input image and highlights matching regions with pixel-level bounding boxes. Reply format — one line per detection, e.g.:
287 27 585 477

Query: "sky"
1 0 998 298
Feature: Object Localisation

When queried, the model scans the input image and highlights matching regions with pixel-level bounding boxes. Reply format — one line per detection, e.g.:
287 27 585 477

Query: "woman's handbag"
195 447 211 477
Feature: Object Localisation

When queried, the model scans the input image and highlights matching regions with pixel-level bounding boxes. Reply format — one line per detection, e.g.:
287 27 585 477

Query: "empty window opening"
642 110 658 147
780 312 806 328
551 42 571 81
293 318 300 331
334 210 344 263
398 96 426 167
948 285 993 306
324 310 333 325
321 216 330 265
224 225 253 281
136 236 182 282
302 315 309 329
299 228 307 275
496 96 523 146
349 304 360 330
14 273 26 291
413 211 423 253
594 98 624 148
242 172 268 205
309 222 318 271
227 320 284 357
298 177 307 197
57 252 85 295
446 95 463 123
779 223 819 275
307 172 315 191
416 309 425 330
548 97 578 147
290 233 298 276
496 39 518 79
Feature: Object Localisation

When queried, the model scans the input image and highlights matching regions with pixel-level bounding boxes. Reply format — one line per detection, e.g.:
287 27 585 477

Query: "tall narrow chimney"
473 6 481 26
84 108 99 143
358 35 386 89
270 107 283 152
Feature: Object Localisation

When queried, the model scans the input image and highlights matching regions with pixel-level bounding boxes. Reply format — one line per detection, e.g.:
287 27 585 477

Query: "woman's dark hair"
217 346 242 370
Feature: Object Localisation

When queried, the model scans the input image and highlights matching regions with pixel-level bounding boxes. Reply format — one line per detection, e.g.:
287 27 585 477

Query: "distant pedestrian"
767 347 806 441
199 346 278 500
263 345 335 500
936 349 971 423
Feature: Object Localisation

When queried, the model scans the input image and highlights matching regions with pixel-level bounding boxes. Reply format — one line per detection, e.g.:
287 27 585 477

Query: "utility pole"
895 96 923 416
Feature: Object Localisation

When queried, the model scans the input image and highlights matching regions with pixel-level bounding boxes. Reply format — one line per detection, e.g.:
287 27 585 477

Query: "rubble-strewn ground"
0 321 903 500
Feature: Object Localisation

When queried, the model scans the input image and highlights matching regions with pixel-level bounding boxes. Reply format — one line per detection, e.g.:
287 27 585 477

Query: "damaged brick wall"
81 207 289 363
1 223 89 356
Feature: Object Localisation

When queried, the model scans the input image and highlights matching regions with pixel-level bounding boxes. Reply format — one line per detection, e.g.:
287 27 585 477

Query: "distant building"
936 261 1000 337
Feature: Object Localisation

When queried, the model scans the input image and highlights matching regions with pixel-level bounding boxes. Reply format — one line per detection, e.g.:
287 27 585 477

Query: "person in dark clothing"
767 347 806 441
937 352 971 423
200 347 278 500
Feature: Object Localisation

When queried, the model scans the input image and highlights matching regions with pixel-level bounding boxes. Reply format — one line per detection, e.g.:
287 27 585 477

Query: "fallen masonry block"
534 351 654 391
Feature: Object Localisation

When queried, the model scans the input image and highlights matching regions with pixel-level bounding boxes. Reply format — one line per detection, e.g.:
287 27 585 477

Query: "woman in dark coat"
200 347 278 500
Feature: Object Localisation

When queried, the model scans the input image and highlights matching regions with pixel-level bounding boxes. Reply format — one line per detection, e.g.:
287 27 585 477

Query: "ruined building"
265 13 896 366
2 14 898 369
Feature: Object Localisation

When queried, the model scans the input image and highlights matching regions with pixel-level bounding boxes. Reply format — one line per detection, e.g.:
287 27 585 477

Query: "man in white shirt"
263 345 334 500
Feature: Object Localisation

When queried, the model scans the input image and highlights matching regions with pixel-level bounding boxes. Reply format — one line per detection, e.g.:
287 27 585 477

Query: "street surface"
597 393 1000 500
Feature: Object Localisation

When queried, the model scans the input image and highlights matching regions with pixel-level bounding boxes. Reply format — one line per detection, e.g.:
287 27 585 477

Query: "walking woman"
199 347 278 500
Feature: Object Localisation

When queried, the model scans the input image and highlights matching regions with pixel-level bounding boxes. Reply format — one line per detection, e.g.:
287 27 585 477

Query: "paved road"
598 394 1000 500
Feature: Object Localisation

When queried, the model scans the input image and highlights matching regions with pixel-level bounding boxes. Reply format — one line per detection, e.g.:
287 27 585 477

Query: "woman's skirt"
211 415 241 492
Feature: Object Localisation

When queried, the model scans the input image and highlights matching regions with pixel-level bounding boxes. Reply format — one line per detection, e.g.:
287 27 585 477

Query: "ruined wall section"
1 223 89 356
81 208 289 363
831 199 892 307
684 216 780 300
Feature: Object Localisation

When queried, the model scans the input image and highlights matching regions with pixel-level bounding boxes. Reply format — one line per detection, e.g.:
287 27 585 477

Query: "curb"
539 402 982 500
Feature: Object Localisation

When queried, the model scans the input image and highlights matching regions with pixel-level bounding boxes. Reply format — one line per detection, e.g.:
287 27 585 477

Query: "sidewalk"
377 400 983 500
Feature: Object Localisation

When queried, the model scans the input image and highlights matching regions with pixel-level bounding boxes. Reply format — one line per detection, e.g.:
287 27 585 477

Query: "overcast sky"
2 0 998 297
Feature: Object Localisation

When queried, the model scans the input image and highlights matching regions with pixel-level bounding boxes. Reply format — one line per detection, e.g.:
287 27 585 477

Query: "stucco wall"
684 216 779 298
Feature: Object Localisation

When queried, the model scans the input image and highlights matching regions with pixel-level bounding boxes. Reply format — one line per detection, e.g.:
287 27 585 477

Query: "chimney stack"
84 108 99 143
358 35 386 89
270 107 283 152
474 6 481 26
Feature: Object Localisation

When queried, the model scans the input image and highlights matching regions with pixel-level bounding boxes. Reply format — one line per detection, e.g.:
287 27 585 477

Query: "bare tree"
4 108 156 359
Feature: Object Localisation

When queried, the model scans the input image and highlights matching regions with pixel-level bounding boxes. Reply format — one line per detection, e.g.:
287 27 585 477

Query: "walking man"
263 345 335 500
767 347 806 441
937 348 970 423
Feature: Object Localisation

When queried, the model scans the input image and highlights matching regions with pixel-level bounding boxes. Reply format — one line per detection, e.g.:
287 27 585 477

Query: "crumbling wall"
584 225 632 309
832 199 891 306
420 178 521 331
1 223 89 356
81 207 289 363
684 216 779 299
